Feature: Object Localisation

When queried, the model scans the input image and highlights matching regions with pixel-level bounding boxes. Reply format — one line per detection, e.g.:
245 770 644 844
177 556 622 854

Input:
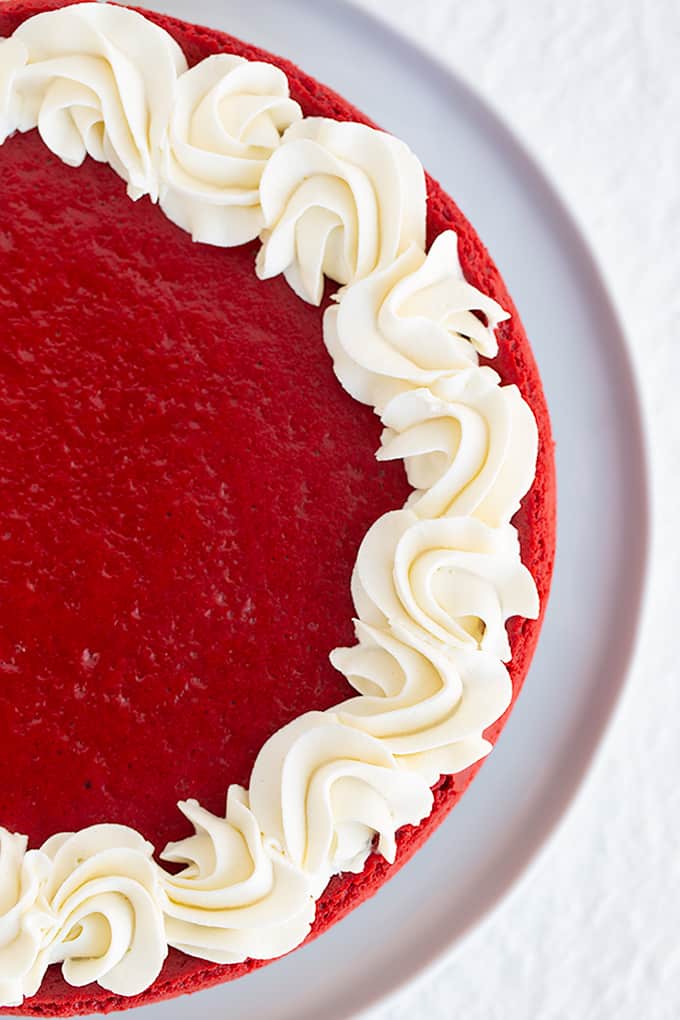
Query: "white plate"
82 1 648 1018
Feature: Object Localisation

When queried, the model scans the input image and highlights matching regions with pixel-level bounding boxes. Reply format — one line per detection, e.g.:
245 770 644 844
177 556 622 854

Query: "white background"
352 1 679 1018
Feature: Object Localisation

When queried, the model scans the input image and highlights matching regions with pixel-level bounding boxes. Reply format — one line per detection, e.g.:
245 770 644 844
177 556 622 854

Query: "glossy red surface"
0 1 556 1014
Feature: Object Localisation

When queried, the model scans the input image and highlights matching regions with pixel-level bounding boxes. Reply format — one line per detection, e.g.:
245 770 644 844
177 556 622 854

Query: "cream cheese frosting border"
0 4 541 1007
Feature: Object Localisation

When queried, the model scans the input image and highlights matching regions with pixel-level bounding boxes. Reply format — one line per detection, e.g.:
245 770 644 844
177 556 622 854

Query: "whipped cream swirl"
0 825 167 1006
377 368 538 527
11 3 187 200
0 38 26 144
256 117 426 304
0 831 52 1008
324 230 509 412
161 787 315 963
38 826 167 996
249 712 432 888
352 509 539 662
160 55 301 246
334 622 512 785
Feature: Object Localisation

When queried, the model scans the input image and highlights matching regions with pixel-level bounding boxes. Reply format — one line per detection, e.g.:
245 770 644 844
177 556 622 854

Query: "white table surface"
350 1 678 1018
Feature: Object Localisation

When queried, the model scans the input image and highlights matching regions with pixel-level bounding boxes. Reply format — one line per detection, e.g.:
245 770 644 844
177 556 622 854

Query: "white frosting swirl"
249 712 432 888
39 826 167 997
160 55 301 246
161 786 315 963
352 509 538 662
11 3 187 200
0 38 27 144
324 230 509 412
0 830 52 1008
333 622 512 785
0 825 167 1006
377 368 538 527
256 117 426 304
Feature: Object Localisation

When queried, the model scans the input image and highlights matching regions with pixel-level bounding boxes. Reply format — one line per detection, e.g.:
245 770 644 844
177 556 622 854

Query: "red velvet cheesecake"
0 1 556 1014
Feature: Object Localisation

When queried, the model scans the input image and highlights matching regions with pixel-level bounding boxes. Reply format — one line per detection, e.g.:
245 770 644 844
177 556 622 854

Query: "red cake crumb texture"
0 0 556 1014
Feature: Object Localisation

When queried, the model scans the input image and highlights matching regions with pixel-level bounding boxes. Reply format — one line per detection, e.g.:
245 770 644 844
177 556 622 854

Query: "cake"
0 1 556 1014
